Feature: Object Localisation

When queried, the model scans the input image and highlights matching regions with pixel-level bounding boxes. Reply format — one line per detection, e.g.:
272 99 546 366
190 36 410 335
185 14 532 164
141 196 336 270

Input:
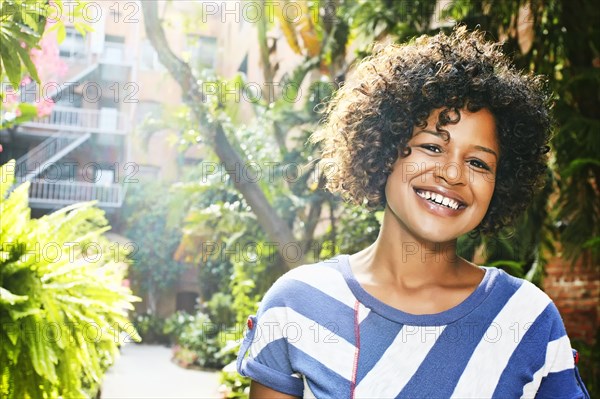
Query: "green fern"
0 160 140 398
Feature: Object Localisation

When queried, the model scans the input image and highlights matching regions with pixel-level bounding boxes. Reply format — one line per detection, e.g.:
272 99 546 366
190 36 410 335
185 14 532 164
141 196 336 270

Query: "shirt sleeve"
236 278 304 397
534 303 590 399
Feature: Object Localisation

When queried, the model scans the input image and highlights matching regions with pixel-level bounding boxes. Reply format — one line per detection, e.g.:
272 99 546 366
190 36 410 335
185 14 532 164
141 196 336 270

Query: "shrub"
165 309 240 370
163 310 195 343
0 161 140 398
206 292 235 327
132 312 168 345
219 363 250 399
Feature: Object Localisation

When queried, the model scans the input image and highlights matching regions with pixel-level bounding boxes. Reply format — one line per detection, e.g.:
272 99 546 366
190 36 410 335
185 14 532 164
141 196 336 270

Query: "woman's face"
384 108 499 243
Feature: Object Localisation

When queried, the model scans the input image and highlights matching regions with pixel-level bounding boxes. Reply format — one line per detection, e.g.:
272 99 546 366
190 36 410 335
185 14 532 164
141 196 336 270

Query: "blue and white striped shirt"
237 255 589 398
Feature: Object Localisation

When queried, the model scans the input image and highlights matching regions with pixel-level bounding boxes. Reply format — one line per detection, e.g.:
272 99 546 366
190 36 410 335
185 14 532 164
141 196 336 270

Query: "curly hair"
310 26 552 235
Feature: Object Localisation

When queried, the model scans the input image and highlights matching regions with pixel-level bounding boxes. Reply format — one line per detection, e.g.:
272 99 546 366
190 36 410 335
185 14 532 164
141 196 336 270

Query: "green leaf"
22 12 39 32
56 23 66 43
14 42 40 83
488 260 525 277
73 21 95 37
27 317 58 383
0 287 29 305
562 158 600 177
0 40 23 88
0 160 16 198
582 236 600 249
17 102 37 118
7 307 41 321
2 23 41 46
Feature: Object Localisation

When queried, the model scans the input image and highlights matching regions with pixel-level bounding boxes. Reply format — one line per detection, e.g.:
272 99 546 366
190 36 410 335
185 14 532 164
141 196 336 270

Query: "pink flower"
36 98 55 117
30 27 68 81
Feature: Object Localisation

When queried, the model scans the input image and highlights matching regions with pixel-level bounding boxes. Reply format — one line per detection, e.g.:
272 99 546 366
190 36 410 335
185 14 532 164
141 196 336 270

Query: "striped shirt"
237 255 589 398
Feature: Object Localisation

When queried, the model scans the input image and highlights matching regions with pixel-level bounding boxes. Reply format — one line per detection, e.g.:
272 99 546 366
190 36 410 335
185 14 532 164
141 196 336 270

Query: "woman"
236 27 590 399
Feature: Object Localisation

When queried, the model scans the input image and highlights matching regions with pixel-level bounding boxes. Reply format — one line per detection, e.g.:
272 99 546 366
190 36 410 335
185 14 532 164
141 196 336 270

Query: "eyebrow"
414 129 445 139
473 145 498 159
414 130 498 159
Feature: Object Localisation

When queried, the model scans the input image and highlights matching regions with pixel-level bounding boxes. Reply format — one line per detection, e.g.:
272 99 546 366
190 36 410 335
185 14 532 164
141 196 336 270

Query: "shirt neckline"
336 254 498 325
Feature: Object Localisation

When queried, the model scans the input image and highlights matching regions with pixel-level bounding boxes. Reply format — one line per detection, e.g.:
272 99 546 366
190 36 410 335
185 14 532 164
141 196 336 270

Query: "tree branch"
213 124 302 267
141 1 304 269
257 0 275 86
142 3 205 102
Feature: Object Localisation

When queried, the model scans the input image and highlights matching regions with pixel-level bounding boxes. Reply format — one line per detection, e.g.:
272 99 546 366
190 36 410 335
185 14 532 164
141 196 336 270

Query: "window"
102 35 125 64
105 35 125 44
140 39 164 71
186 35 217 71
59 27 86 60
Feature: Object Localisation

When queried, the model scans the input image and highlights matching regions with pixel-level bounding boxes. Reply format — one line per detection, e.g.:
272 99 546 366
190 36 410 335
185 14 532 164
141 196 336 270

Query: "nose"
434 159 467 186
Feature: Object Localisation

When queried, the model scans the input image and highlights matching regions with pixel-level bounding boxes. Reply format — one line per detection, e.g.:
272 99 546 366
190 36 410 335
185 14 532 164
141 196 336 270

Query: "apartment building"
0 2 139 220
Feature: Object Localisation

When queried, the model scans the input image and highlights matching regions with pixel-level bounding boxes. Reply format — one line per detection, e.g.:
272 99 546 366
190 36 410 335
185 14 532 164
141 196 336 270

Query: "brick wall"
543 256 600 345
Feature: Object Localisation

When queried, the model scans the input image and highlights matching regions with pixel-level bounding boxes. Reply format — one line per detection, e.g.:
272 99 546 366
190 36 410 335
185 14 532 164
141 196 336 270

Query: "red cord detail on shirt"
350 300 361 399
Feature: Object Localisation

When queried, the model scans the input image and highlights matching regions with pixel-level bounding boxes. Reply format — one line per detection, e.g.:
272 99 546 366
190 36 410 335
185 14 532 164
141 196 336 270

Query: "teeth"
416 190 462 210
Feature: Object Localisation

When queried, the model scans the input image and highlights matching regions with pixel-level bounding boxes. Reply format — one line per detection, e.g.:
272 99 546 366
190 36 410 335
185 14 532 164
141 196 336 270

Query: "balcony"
21 106 129 135
26 179 126 209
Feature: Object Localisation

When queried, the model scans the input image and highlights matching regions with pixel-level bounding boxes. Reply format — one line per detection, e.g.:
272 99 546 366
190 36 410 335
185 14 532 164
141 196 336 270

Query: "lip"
412 186 468 216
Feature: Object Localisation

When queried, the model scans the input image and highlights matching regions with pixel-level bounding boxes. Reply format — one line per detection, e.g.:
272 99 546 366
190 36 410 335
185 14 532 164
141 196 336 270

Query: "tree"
140 1 351 270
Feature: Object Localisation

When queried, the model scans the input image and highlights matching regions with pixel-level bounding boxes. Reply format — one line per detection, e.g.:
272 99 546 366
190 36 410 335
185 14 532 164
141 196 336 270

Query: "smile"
414 189 466 210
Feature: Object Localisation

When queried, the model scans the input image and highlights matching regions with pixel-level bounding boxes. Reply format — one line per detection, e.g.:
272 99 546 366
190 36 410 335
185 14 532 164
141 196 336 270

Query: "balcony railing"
21 106 128 134
27 179 126 208
15 133 91 181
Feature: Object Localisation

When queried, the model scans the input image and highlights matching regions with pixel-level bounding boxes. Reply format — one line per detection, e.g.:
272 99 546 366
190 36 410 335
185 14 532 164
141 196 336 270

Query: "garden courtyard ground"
101 344 222 399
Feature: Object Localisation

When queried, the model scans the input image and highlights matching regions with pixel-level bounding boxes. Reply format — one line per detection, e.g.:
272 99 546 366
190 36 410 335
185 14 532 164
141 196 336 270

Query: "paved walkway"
101 344 222 399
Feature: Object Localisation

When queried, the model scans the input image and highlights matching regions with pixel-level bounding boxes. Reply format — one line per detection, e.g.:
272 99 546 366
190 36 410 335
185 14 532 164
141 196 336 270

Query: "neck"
357 206 463 287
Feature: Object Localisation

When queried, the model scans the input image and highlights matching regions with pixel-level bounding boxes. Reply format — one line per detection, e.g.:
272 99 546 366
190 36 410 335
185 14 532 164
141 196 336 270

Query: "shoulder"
258 255 356 314
484 267 565 331
485 266 553 304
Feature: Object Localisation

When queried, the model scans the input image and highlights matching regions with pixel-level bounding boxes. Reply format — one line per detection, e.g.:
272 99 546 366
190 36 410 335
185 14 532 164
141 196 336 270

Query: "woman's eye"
469 159 491 171
420 144 442 153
